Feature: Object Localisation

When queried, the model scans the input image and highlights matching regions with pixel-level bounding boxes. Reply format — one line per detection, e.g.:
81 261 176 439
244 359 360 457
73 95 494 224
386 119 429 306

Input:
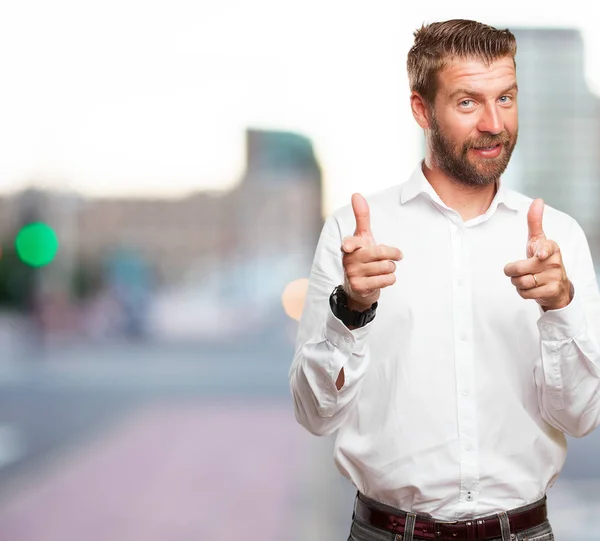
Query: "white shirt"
289 163 600 520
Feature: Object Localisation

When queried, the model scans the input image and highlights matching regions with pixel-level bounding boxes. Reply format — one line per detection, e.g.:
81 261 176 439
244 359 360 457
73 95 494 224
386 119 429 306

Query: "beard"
429 114 518 188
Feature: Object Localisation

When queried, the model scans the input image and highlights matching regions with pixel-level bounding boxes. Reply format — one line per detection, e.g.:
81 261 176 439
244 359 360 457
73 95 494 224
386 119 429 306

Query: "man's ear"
410 92 431 130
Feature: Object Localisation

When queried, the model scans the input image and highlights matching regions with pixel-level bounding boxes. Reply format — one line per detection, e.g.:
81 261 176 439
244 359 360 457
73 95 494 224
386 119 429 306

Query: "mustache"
467 132 512 149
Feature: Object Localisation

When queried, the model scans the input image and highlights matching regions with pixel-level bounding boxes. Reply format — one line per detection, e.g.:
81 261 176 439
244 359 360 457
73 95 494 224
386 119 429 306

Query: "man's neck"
421 161 498 222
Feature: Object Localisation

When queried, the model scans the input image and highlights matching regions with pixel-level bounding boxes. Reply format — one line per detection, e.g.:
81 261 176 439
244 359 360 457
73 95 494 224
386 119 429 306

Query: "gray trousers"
348 494 554 541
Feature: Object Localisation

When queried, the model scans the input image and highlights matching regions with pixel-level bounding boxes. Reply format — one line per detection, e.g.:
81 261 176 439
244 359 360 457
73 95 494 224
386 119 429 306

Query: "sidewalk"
0 399 345 541
0 393 596 540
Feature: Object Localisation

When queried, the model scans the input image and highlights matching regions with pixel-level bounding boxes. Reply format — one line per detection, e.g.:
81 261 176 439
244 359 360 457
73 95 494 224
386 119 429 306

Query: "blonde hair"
407 19 517 104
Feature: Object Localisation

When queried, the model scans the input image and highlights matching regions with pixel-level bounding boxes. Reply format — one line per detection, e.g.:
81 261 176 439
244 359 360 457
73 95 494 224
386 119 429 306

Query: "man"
289 19 600 541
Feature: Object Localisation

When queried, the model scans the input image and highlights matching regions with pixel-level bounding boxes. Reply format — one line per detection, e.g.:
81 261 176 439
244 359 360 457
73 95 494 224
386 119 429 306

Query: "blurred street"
0 335 598 540
0 333 356 541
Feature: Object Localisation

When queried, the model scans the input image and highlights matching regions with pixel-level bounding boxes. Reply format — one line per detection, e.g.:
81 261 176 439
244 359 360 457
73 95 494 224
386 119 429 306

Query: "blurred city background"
0 2 599 540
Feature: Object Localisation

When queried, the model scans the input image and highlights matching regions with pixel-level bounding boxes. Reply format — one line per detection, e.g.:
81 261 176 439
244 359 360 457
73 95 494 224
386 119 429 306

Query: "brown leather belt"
354 494 548 541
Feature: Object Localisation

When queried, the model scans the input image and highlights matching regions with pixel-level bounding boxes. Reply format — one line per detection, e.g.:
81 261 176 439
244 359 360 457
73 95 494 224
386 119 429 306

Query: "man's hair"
407 19 517 105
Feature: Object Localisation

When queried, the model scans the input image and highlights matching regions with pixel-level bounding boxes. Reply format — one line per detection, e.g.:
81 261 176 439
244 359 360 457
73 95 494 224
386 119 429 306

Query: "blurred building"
75 128 323 290
511 27 600 263
0 128 323 337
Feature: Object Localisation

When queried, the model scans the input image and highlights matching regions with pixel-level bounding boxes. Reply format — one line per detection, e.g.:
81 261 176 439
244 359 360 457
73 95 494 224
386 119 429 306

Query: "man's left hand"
503 198 573 311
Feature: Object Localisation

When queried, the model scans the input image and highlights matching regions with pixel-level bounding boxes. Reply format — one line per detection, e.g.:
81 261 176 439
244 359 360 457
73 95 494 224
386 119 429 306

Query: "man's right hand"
341 193 402 311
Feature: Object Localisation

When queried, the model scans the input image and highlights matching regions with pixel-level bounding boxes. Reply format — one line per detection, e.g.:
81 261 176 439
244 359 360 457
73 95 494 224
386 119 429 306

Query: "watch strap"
329 285 377 328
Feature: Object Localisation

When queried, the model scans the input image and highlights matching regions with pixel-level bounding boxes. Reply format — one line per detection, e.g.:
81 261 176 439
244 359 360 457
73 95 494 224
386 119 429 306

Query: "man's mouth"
474 144 501 150
471 143 502 158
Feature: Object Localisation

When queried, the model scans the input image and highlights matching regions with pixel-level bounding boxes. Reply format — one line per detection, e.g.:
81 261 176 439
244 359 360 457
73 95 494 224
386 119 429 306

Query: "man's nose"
477 103 504 135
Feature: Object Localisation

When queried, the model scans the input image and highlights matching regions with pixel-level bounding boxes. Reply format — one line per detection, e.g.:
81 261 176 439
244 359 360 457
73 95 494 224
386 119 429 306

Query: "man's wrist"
330 285 377 329
347 297 376 312
542 281 574 312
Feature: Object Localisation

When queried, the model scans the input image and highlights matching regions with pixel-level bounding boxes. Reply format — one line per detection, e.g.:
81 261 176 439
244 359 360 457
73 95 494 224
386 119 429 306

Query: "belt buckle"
433 519 459 540
435 519 483 541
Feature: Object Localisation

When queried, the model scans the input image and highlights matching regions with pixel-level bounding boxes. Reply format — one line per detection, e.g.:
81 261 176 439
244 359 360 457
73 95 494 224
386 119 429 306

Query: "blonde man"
290 19 600 541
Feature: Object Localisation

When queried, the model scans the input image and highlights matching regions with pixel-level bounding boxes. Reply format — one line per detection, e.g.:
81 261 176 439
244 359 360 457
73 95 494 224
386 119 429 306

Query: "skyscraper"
510 28 600 266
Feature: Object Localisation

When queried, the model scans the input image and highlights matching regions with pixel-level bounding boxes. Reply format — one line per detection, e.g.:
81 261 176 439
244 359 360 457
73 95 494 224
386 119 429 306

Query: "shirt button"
461 390 468 397
460 333 468 342
465 444 472 452
344 336 351 343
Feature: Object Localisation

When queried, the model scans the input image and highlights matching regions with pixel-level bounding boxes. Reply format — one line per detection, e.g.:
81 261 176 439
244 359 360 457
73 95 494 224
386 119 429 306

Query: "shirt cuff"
537 289 587 342
325 305 373 357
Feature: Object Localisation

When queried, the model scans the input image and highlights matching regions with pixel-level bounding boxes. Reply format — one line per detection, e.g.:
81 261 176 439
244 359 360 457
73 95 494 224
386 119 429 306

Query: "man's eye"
499 96 511 103
459 100 474 108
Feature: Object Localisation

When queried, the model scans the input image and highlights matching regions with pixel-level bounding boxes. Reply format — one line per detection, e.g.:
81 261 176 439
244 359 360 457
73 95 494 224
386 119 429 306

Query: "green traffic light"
15 223 59 267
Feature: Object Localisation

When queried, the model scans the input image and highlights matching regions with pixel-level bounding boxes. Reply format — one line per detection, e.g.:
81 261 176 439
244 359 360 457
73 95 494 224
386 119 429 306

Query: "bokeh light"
15 223 59 267
282 278 309 321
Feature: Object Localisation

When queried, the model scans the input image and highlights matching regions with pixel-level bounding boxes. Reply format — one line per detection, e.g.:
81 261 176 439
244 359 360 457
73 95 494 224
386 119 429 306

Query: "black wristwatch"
329 285 378 328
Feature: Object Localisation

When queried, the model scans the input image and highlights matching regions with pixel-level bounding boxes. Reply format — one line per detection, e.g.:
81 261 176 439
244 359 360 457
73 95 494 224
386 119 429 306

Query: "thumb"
527 198 546 258
351 193 372 238
527 198 546 240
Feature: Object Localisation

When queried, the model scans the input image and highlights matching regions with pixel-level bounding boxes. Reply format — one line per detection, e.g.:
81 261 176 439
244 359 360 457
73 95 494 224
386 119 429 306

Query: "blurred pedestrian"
290 19 600 541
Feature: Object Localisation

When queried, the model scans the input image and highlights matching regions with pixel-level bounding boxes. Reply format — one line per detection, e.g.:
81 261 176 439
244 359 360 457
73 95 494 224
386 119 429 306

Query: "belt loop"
498 511 513 541
476 519 486 539
403 512 417 541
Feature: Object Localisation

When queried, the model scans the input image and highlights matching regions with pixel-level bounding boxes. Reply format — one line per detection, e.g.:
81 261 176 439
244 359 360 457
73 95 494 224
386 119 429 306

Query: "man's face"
427 55 518 187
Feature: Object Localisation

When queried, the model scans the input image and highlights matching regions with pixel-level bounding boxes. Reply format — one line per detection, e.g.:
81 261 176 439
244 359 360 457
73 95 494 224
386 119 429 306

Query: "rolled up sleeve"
536 221 600 438
289 215 374 436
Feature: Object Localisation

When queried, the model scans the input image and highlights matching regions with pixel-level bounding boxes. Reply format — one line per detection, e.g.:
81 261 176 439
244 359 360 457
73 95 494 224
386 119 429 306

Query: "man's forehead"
439 56 516 91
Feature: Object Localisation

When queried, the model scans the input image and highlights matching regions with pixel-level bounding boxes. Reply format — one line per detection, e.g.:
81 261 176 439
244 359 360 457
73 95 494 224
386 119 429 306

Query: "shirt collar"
399 162 520 211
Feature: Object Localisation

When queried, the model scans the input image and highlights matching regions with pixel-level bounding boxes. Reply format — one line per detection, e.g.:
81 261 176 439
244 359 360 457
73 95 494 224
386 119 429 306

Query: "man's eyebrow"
449 82 519 100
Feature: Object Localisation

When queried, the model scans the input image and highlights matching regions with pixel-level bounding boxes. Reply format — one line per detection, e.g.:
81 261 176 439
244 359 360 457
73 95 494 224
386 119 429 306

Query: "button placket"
451 224 480 510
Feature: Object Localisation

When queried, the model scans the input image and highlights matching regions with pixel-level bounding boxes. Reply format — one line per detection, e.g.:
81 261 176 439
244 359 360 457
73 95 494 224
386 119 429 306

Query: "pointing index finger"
504 257 543 277
536 239 559 261
360 245 402 263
